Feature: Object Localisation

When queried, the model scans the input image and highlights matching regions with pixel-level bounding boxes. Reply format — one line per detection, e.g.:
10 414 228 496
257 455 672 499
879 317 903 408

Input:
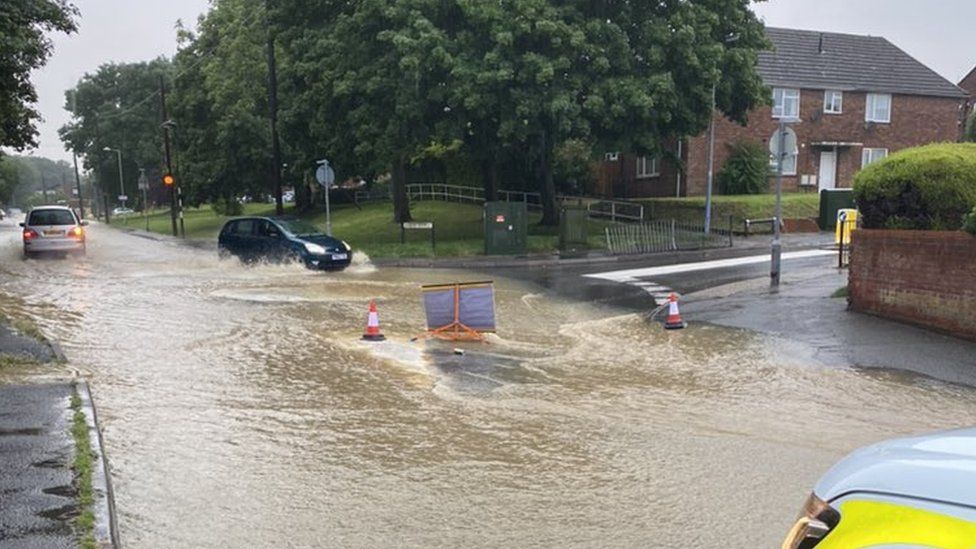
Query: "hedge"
853 143 976 230
717 141 770 195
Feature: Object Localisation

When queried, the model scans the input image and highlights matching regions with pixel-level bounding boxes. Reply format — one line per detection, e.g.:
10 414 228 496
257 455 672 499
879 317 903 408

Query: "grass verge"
0 311 47 344
831 286 849 299
636 193 821 232
70 389 97 549
138 200 611 259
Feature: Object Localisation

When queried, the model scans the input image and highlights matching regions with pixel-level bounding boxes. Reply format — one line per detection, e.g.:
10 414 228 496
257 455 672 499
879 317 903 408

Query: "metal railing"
404 183 644 223
605 217 733 255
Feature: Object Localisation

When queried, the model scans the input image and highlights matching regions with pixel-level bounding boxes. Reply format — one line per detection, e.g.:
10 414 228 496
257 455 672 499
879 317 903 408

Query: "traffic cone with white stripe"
664 293 686 330
362 300 386 341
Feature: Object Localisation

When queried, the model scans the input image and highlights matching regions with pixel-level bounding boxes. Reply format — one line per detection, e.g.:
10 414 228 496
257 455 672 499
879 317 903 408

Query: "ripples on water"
2 221 976 548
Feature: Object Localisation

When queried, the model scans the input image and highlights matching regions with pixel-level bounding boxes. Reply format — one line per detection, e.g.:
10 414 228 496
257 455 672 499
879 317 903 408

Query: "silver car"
20 206 87 258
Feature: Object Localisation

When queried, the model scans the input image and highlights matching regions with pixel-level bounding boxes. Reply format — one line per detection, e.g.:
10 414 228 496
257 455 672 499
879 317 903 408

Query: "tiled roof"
759 27 968 99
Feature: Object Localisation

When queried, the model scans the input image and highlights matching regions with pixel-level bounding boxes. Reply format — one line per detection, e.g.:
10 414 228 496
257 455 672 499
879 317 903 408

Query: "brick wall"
684 91 965 196
849 230 976 341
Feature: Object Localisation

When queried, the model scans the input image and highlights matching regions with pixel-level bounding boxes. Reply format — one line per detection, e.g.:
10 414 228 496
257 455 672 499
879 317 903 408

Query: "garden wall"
849 230 976 341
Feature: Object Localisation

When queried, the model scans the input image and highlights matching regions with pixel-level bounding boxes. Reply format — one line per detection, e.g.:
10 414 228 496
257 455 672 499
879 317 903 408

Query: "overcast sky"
19 0 976 163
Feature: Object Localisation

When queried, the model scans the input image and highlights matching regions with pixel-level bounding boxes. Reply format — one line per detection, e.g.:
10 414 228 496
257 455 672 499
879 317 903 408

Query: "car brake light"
23 229 38 240
70 226 84 238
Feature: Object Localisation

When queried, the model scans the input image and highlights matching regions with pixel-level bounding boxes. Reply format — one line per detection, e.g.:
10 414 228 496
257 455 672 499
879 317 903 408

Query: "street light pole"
103 147 125 208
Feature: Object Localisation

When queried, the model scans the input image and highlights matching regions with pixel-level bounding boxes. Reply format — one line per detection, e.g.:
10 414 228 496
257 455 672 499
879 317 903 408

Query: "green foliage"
60 58 174 211
717 141 770 195
963 207 976 236
0 155 75 207
553 140 597 195
965 111 976 143
853 143 976 230
210 197 243 216
0 0 77 150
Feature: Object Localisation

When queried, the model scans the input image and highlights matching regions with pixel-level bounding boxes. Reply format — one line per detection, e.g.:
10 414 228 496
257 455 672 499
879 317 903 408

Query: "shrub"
853 143 976 230
964 207 976 236
717 141 770 195
210 196 243 216
965 111 976 143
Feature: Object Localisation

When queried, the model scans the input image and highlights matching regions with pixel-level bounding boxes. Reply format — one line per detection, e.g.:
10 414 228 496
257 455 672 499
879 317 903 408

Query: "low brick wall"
849 230 976 341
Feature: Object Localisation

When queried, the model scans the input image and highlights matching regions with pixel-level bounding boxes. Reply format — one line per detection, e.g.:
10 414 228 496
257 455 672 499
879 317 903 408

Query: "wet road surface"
2 219 976 548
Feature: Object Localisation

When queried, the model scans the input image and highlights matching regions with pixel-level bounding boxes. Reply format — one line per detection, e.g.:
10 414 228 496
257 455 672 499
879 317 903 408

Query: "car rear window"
29 210 76 226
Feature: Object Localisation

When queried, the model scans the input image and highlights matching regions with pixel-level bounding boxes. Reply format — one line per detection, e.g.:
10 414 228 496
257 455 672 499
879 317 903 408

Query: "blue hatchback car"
218 216 352 270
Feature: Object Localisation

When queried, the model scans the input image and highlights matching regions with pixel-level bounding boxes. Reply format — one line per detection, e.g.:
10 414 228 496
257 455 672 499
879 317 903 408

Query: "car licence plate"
43 230 63 237
332 253 348 260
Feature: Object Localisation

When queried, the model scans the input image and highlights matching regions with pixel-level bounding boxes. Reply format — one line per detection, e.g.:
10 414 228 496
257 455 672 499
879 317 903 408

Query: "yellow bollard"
835 209 858 245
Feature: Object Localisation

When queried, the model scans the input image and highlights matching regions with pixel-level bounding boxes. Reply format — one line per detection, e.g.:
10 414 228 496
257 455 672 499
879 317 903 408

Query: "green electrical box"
819 189 855 230
484 201 527 255
559 205 588 256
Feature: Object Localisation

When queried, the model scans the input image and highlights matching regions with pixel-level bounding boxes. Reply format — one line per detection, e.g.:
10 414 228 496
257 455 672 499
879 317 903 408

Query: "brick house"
597 27 971 198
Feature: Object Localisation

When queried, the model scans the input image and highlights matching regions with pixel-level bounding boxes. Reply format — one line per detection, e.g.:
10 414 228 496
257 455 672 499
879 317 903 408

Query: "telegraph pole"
159 75 178 237
267 0 284 215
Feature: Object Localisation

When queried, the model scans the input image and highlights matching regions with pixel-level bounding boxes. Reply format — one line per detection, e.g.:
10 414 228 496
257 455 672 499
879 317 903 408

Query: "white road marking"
584 249 835 282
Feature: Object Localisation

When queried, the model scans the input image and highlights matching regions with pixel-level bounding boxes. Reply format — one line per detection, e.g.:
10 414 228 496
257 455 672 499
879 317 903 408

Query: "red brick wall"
684 91 965 196
849 230 976 341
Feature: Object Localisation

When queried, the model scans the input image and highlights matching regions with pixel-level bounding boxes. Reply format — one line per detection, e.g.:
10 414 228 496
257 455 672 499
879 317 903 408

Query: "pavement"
680 264 976 387
0 383 76 549
0 325 59 364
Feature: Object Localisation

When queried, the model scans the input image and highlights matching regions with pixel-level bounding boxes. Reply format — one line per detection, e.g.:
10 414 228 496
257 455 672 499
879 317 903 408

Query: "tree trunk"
296 172 311 212
392 157 412 223
481 156 498 202
538 131 559 226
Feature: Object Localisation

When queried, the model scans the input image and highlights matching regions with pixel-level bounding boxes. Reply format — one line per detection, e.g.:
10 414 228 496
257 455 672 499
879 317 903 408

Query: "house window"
824 90 843 114
769 127 798 176
772 88 800 119
636 156 659 178
862 148 888 167
866 93 892 123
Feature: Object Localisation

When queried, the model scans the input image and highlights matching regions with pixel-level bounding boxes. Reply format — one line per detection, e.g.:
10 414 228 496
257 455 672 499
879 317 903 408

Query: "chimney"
819 33 825 54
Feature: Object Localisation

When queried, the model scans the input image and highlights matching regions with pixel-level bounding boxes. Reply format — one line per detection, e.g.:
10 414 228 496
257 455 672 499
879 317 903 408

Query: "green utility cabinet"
559 205 588 256
484 201 527 255
819 189 855 230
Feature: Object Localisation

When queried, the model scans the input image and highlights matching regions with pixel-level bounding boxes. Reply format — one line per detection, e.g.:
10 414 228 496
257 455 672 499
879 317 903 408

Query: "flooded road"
2 219 976 548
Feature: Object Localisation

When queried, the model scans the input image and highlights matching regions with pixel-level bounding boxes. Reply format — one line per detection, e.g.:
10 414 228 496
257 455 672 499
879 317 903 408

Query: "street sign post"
316 159 336 236
402 222 435 249
769 120 797 287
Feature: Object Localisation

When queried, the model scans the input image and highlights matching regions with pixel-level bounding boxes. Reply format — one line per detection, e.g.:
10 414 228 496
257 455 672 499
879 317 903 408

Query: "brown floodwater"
2 220 976 548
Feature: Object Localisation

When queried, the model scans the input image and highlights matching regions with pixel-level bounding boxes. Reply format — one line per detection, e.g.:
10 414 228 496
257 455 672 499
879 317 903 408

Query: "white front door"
819 151 837 190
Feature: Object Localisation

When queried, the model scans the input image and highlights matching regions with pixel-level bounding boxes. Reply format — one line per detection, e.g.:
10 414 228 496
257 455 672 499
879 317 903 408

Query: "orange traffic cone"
664 293 686 330
362 300 386 341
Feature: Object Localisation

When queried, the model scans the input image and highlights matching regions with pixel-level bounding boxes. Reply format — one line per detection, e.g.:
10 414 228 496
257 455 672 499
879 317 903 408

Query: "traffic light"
163 173 175 187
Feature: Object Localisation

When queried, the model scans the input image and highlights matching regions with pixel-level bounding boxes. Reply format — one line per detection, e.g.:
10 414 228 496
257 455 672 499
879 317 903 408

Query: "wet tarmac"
0 383 77 549
2 219 976 548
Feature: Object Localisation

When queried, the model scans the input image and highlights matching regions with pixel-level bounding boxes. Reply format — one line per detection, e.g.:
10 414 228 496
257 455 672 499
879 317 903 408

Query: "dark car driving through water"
218 216 352 270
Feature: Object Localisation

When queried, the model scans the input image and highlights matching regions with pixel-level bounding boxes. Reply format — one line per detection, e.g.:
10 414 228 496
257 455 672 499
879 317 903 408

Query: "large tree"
277 0 457 223
169 1 272 208
447 0 768 224
60 59 173 210
0 0 77 151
